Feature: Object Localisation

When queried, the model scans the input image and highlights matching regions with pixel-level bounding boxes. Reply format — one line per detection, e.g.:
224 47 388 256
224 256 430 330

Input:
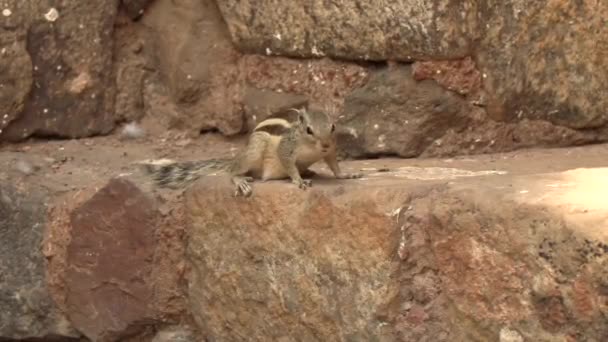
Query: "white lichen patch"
44 8 59 22
366 166 507 180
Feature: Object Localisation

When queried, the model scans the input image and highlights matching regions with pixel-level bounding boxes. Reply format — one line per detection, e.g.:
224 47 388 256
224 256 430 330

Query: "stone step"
1 142 608 341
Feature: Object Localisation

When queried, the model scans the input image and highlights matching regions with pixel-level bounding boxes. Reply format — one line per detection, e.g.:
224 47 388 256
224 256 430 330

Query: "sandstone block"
184 163 608 341
216 0 476 60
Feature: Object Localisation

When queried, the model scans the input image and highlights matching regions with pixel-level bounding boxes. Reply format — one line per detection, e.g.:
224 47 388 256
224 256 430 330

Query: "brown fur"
141 108 362 196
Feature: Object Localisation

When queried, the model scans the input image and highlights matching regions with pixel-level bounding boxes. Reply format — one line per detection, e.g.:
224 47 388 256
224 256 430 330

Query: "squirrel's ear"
288 107 306 124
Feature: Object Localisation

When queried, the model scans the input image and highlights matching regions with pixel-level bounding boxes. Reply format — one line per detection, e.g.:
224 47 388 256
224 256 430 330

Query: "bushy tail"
139 158 230 189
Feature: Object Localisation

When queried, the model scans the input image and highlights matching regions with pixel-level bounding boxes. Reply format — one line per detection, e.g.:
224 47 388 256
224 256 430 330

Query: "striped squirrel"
141 108 363 197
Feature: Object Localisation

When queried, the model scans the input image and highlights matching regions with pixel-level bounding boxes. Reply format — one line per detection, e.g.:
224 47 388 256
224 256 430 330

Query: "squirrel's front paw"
234 178 254 197
293 179 312 190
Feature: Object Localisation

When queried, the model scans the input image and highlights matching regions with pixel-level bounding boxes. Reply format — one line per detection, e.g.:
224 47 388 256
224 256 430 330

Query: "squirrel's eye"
330 124 335 133
306 127 314 135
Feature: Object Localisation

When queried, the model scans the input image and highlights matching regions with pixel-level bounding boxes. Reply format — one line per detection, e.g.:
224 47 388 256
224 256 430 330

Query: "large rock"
0 184 79 340
184 164 608 341
48 177 190 341
476 0 608 129
215 0 477 60
0 0 118 142
62 178 157 341
185 175 403 341
0 146 197 341
338 64 472 158
393 168 608 341
142 0 244 135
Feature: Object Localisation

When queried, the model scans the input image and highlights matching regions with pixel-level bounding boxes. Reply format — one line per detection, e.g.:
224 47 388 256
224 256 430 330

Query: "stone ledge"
2 143 608 341
183 165 608 341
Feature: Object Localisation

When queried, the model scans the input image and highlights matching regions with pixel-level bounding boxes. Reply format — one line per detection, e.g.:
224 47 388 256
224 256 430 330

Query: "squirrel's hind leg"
228 132 268 197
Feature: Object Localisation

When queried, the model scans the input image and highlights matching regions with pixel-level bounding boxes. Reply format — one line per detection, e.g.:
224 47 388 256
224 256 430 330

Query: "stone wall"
1 1 608 341
3 153 608 341
1 0 607 156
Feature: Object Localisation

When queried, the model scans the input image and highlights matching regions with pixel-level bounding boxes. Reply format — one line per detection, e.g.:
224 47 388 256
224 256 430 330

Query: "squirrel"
141 108 363 197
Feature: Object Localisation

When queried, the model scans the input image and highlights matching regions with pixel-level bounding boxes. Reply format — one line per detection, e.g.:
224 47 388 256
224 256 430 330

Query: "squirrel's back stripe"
254 118 292 135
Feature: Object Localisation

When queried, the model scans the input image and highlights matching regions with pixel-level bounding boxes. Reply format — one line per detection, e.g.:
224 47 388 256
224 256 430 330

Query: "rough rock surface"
0 28 32 137
3 136 608 341
338 64 471 158
184 162 608 342
241 87 308 131
238 55 369 122
120 0 153 20
63 178 158 341
151 326 196 342
42 176 190 342
142 0 244 135
0 184 79 340
216 0 477 60
186 175 402 341
411 57 482 96
214 0 608 140
0 0 117 142
476 0 608 129
113 12 150 124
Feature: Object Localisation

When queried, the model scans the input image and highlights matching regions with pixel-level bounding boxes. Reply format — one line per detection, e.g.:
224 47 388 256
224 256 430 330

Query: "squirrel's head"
292 108 336 154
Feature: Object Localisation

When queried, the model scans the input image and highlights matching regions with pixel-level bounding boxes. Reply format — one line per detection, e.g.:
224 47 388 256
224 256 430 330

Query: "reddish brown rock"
412 57 482 96
570 276 597 322
535 296 569 332
64 178 157 341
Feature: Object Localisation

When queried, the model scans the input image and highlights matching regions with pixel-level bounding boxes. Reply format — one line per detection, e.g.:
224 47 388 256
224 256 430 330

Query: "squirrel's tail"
138 158 230 189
